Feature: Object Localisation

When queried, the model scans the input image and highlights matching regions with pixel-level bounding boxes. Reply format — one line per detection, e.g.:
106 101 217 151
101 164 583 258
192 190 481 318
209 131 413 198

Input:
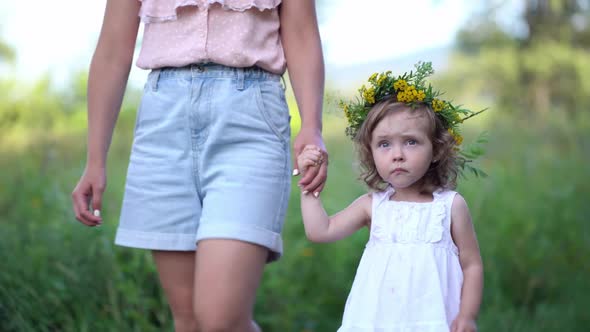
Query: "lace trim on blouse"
138 0 282 23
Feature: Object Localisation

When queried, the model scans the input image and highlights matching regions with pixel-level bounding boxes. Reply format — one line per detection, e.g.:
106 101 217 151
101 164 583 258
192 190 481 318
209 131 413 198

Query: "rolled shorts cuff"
196 222 284 263
115 229 197 251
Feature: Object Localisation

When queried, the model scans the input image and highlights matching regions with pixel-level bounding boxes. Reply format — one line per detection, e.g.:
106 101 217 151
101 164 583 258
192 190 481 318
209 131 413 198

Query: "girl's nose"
392 146 404 162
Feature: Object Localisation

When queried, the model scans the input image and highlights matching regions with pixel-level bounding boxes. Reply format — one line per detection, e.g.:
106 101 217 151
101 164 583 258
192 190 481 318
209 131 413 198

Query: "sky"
320 0 474 66
0 0 485 88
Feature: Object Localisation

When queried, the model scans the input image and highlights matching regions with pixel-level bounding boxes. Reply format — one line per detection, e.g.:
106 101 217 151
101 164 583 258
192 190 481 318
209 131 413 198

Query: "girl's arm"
450 194 484 331
297 146 371 243
72 0 140 226
301 193 371 243
279 0 327 196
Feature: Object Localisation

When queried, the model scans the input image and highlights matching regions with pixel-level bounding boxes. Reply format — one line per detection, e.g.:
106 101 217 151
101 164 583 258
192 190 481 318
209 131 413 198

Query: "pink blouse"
136 0 286 74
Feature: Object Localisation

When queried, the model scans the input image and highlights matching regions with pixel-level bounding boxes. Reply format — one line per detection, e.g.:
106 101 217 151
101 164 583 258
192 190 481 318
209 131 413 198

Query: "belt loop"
280 74 287 91
236 68 245 91
191 64 205 77
149 69 161 91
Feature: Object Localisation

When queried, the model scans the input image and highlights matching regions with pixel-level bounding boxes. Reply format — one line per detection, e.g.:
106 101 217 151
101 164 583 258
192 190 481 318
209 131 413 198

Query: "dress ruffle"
139 0 282 23
371 188 447 245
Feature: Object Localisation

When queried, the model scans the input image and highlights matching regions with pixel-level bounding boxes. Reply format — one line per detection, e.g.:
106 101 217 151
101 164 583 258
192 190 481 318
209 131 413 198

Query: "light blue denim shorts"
115 64 291 262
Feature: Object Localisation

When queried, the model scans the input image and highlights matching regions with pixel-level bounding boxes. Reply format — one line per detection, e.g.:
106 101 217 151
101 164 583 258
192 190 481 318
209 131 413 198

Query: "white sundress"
337 187 464 332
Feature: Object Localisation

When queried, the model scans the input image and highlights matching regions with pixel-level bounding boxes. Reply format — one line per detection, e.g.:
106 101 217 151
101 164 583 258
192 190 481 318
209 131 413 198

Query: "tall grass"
1 102 588 331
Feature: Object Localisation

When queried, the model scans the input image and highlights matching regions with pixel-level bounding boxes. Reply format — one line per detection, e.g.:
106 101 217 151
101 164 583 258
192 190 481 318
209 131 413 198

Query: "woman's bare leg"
152 251 198 332
193 239 267 332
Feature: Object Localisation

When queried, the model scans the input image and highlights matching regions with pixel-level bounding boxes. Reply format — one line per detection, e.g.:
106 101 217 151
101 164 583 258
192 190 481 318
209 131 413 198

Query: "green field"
1 85 588 331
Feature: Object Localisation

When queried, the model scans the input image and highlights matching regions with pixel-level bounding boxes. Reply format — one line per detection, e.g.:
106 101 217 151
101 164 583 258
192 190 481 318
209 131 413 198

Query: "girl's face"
370 110 434 193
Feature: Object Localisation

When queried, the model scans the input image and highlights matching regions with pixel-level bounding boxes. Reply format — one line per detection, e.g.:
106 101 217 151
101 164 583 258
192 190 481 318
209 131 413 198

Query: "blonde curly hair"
355 98 459 193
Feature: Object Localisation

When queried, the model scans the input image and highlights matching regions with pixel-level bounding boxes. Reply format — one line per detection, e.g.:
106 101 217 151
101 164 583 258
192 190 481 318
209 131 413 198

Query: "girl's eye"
406 139 417 146
378 141 390 148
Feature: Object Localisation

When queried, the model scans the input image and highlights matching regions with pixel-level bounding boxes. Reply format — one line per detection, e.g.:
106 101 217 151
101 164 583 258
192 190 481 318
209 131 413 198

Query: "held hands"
451 314 477 332
296 144 325 197
71 166 106 227
292 128 328 197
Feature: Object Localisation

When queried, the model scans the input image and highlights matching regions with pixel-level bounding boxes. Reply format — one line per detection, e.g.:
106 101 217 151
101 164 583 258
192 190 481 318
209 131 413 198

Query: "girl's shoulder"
434 189 472 223
369 187 394 210
434 189 468 205
139 0 282 22
432 187 460 203
448 191 470 215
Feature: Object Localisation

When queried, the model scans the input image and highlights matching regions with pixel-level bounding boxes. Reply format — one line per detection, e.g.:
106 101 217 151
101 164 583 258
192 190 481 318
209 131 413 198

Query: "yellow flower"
368 73 378 83
397 91 406 102
340 102 350 118
432 99 445 112
399 85 418 102
393 79 408 91
363 87 376 104
448 128 463 145
416 90 426 101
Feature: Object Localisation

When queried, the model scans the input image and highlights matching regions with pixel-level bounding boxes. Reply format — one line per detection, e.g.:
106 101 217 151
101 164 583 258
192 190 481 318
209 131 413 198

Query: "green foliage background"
1 1 589 331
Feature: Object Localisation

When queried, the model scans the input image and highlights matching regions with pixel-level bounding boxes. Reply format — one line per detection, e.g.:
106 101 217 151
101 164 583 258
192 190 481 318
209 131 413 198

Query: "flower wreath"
339 61 488 177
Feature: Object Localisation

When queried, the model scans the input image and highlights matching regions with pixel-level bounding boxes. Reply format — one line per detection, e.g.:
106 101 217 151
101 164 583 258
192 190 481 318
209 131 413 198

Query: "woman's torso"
136 0 286 74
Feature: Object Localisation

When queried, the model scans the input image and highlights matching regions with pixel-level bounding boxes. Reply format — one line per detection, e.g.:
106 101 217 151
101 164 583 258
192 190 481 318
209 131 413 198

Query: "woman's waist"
152 63 282 81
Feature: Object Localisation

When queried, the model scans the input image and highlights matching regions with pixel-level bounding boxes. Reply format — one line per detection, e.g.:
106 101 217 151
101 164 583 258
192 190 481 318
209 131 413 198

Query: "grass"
1 98 589 331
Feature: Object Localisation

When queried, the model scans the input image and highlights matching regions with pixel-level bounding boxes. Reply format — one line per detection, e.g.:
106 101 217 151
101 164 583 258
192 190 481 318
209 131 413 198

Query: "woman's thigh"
192 239 267 322
152 251 196 318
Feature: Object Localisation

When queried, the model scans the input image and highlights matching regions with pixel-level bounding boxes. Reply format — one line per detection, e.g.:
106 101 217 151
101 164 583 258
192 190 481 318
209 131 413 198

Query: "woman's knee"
194 310 250 332
173 315 199 332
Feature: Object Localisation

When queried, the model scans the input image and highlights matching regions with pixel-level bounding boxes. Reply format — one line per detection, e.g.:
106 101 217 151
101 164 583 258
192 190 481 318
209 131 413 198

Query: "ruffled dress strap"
371 186 394 212
433 189 458 218
432 189 460 253
138 0 282 23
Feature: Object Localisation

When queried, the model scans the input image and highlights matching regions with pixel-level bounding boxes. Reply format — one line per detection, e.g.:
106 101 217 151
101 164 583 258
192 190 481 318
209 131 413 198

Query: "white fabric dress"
337 187 464 332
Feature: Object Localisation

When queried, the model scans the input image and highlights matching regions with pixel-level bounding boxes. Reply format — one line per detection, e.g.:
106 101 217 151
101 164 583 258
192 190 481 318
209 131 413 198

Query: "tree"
0 37 15 64
448 0 590 116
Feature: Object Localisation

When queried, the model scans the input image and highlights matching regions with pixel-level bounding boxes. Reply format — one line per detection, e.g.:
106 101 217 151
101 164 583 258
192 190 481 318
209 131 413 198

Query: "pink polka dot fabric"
136 0 286 74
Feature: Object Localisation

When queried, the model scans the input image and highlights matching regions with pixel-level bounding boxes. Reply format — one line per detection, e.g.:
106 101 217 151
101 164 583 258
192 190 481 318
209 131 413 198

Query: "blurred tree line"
450 0 590 117
0 40 15 64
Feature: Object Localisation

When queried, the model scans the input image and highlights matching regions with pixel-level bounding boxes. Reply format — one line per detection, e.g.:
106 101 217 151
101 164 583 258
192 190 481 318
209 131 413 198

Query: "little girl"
71 0 327 331
298 63 484 332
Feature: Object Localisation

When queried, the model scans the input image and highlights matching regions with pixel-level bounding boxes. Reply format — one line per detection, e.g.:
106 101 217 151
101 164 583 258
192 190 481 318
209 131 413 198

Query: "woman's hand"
72 166 106 227
293 127 328 197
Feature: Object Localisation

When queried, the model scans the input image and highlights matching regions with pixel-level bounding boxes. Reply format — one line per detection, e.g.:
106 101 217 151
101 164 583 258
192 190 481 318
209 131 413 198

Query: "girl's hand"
293 127 328 196
297 145 323 179
71 166 106 227
451 314 477 332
